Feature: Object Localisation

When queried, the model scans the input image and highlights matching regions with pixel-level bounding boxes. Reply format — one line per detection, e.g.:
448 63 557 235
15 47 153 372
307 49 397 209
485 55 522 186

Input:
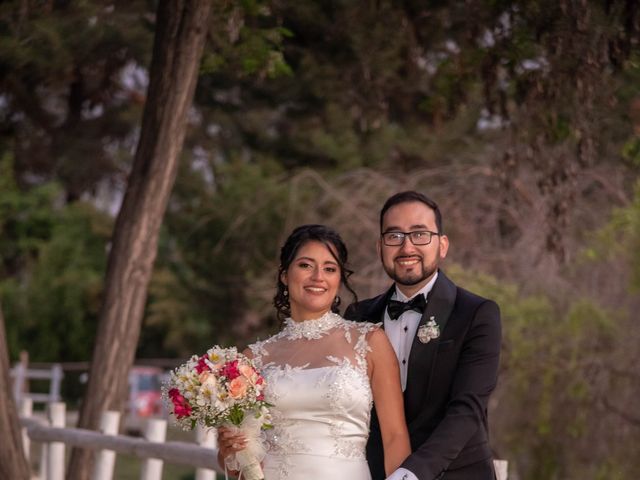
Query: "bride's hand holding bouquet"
164 346 271 480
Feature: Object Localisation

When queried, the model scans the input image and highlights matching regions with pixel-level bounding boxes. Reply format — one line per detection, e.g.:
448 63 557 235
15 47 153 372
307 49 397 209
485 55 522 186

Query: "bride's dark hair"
274 224 357 320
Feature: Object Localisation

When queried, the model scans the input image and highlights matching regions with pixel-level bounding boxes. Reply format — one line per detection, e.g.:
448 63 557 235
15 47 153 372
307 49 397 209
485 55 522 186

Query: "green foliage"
448 264 620 479
622 136 640 167
0 0 154 198
589 180 640 290
140 161 292 357
15 202 110 361
0 154 58 276
0 153 111 361
204 1 293 79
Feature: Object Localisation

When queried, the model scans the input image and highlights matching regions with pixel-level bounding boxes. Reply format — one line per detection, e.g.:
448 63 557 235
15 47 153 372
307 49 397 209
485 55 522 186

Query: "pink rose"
239 364 258 381
228 377 248 399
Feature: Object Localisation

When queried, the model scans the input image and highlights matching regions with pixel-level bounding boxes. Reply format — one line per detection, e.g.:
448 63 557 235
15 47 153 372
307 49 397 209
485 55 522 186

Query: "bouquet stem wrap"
223 415 267 480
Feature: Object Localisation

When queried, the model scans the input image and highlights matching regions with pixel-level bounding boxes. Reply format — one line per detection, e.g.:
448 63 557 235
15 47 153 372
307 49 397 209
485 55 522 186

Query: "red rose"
173 402 192 419
195 355 211 374
169 389 192 418
220 360 241 380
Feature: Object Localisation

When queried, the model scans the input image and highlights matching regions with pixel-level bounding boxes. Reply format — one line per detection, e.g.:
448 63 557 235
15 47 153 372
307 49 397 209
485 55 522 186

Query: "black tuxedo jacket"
344 271 501 480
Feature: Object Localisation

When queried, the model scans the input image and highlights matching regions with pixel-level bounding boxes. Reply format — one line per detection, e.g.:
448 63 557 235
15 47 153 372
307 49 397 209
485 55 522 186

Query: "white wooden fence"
19 400 509 480
11 352 508 480
19 399 222 480
11 353 63 406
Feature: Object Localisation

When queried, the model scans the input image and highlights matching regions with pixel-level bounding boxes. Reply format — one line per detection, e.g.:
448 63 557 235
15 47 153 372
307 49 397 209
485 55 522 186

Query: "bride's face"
281 240 341 321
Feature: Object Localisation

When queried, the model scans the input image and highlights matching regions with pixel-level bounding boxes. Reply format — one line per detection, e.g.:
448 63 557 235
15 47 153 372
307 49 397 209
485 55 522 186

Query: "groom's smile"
394 255 424 276
395 255 422 267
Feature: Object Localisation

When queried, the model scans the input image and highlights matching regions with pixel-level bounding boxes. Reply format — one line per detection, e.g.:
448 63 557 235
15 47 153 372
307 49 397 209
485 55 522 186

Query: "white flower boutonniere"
417 316 440 344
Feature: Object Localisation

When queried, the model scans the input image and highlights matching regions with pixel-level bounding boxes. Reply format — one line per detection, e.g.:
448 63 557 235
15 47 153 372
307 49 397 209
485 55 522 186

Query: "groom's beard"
382 250 439 288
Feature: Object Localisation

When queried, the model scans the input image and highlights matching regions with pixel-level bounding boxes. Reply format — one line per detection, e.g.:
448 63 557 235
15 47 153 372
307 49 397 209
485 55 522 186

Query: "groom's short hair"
380 191 443 234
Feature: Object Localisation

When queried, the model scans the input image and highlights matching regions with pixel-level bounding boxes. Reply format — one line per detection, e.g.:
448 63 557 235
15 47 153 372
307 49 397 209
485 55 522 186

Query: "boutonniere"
417 316 440 344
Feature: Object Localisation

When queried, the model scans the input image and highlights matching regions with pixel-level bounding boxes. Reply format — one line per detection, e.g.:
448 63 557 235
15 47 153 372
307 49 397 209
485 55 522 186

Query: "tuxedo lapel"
404 271 457 423
369 285 395 325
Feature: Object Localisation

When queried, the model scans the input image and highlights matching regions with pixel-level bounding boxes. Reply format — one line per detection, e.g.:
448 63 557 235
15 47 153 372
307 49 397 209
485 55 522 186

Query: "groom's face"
378 201 449 296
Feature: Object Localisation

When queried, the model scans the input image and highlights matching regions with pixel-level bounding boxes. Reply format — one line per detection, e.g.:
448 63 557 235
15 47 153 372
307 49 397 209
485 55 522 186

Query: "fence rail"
21 418 221 470
19 400 221 480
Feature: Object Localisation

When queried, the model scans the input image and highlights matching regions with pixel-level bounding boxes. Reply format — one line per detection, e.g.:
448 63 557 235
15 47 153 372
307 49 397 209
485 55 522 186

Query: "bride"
218 224 410 479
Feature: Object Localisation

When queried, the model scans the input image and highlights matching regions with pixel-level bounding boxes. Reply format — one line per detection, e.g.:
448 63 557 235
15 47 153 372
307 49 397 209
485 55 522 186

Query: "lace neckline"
281 311 343 340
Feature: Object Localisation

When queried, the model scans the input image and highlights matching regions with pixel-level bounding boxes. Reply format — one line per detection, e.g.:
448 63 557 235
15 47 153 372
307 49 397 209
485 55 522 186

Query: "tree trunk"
66 2 212 479
0 301 31 480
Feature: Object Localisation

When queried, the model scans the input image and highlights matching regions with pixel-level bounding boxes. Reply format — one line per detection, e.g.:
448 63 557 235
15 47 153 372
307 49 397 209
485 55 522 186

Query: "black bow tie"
387 295 427 320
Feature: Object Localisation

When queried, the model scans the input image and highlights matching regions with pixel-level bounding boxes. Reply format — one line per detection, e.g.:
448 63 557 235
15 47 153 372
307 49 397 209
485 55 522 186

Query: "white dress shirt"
384 272 438 480
384 272 438 391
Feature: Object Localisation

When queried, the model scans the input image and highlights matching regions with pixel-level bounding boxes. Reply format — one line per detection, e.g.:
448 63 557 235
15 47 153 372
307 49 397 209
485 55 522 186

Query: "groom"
345 191 501 480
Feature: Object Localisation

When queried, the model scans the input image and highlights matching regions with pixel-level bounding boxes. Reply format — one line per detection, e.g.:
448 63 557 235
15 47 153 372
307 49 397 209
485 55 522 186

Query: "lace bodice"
249 312 380 479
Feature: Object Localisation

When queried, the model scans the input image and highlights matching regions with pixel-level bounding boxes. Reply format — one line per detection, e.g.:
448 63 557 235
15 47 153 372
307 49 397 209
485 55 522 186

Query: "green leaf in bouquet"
228 405 246 426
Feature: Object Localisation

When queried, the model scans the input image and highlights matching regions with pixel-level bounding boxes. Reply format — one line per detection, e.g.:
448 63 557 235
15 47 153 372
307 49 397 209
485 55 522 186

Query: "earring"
283 287 288 297
333 295 341 307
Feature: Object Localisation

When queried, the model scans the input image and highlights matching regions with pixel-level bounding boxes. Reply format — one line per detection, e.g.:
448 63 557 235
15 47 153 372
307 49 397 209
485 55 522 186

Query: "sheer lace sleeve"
247 313 381 373
248 339 270 369
352 321 382 373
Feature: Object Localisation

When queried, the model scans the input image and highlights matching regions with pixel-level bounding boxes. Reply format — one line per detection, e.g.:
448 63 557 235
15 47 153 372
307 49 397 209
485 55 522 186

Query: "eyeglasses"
381 230 440 246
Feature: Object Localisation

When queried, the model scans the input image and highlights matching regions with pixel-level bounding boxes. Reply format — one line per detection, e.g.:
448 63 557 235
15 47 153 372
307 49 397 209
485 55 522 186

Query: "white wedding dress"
249 312 379 480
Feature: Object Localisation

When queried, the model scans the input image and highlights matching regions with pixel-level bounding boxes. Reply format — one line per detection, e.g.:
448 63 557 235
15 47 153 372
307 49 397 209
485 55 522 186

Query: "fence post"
47 402 66 480
11 353 27 405
49 364 63 403
92 410 121 480
139 418 167 480
494 459 508 480
195 425 217 480
39 440 48 480
19 397 33 461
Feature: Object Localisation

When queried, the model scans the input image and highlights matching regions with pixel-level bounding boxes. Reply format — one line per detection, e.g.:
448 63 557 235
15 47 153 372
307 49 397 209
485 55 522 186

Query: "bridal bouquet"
164 346 271 480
